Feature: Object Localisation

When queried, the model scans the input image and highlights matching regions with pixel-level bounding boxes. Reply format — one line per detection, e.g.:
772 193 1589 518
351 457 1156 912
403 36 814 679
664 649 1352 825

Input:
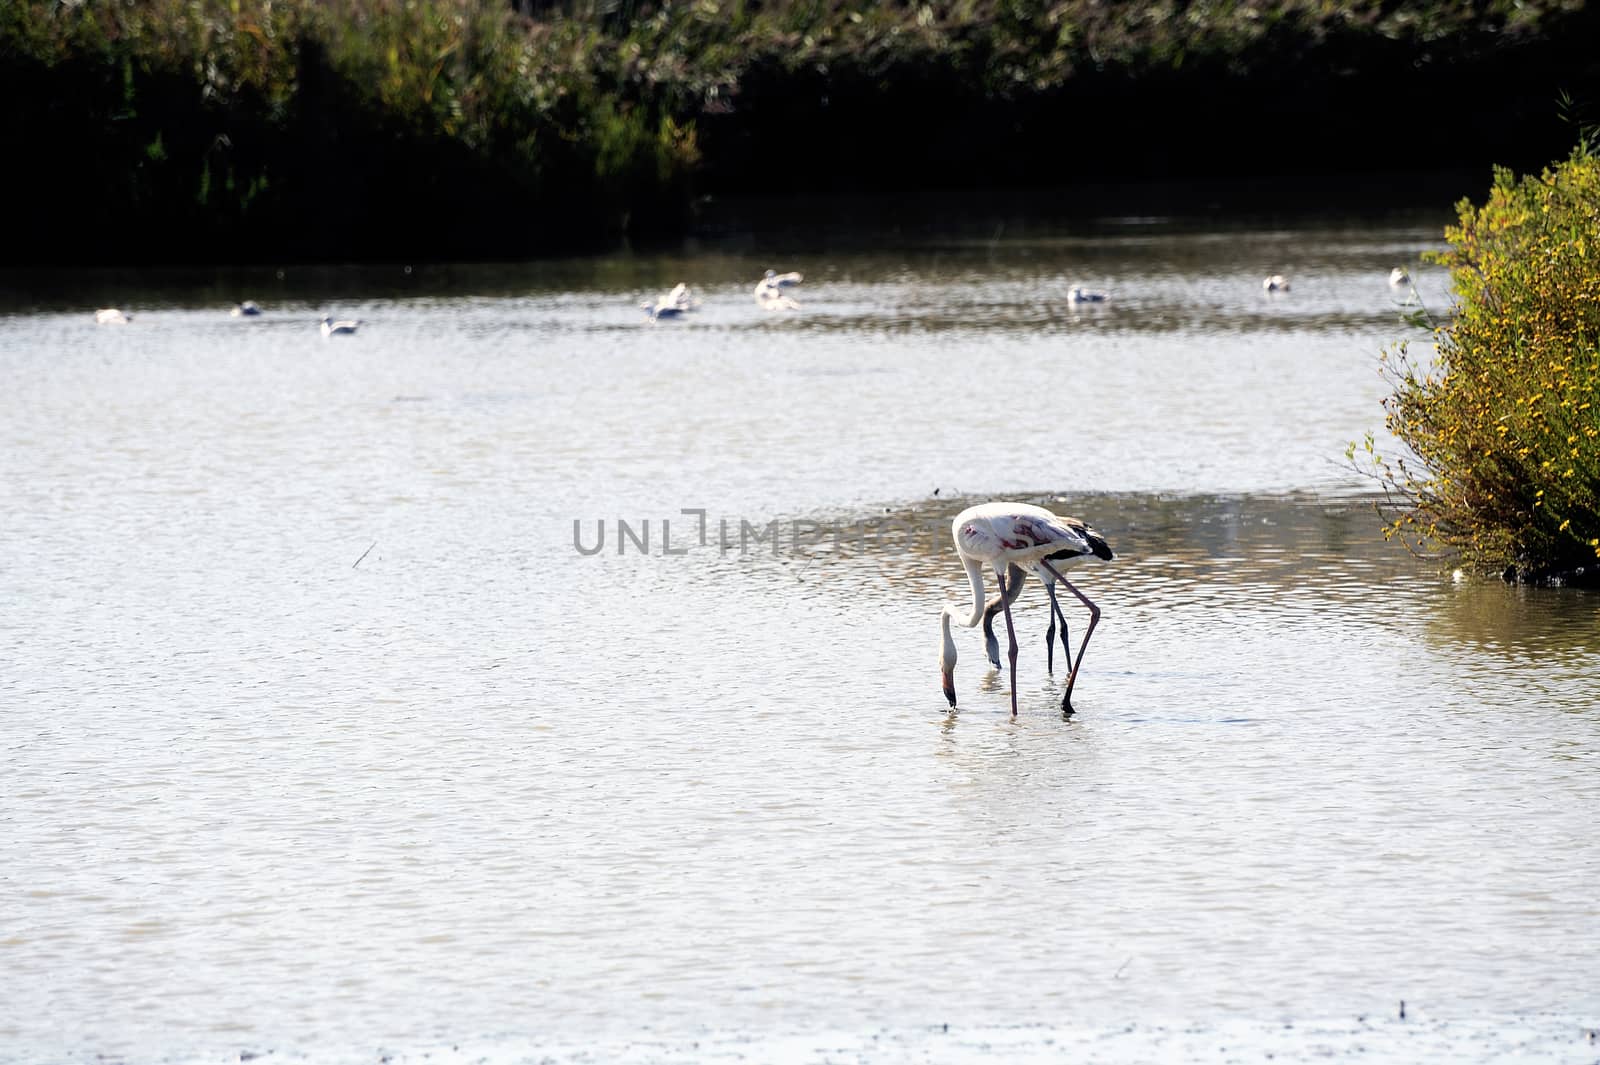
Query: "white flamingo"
978 506 1114 686
754 269 802 310
939 501 1114 716
94 308 131 325
320 315 362 337
642 282 695 320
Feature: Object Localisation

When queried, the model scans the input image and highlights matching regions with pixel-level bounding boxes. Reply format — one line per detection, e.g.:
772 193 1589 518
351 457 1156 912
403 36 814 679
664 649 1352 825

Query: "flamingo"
754 269 802 310
320 315 362 337
94 308 131 325
939 501 1114 716
642 282 696 320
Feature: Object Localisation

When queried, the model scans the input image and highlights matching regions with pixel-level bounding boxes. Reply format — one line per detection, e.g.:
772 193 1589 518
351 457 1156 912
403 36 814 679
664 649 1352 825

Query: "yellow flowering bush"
1361 148 1600 582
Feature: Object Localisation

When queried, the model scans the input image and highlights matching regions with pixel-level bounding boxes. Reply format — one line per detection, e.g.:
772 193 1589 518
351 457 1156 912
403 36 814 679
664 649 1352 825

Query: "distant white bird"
94 308 131 325
231 301 262 317
1263 275 1290 292
1068 286 1109 304
756 269 802 292
320 315 362 337
939 501 1114 716
1389 267 1411 287
754 269 803 310
642 282 696 320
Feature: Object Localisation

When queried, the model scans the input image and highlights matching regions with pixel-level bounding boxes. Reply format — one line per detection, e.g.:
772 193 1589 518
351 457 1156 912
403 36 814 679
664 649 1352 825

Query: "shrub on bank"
1360 148 1600 583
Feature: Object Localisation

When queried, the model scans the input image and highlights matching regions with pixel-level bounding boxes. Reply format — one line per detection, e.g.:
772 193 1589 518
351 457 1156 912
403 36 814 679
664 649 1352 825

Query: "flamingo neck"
939 607 958 670
948 553 986 629
940 553 985 668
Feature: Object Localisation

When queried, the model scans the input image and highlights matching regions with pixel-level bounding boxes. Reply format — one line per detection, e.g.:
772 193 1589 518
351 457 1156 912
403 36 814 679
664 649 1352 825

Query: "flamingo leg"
1040 558 1100 710
1045 580 1074 676
983 601 1001 670
995 565 1020 716
982 564 1026 669
1044 593 1054 673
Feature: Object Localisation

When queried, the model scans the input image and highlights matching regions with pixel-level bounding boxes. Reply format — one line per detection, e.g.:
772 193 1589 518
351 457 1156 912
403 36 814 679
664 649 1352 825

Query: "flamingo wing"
955 504 1111 563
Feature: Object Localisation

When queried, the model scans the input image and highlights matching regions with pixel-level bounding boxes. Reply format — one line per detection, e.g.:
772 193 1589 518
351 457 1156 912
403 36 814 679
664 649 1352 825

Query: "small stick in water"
352 541 377 569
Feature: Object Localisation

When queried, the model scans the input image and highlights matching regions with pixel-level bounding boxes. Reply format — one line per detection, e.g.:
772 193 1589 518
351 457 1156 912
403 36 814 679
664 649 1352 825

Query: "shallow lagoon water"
2 209 1598 1064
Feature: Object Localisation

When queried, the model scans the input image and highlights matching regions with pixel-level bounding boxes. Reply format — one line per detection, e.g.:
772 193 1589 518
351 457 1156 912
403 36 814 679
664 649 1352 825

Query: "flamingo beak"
942 669 957 708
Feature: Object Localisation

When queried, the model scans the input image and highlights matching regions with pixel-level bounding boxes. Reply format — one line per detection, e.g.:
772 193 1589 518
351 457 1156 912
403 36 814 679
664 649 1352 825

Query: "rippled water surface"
3 208 1598 1064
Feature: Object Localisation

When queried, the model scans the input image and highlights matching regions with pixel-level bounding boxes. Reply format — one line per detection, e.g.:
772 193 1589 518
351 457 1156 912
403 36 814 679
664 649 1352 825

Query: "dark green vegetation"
3 0 1599 263
1360 147 1600 584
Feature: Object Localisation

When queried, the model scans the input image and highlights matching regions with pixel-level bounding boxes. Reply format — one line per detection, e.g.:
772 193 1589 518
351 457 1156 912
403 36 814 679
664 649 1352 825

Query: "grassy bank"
3 0 1598 263
0 0 698 261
